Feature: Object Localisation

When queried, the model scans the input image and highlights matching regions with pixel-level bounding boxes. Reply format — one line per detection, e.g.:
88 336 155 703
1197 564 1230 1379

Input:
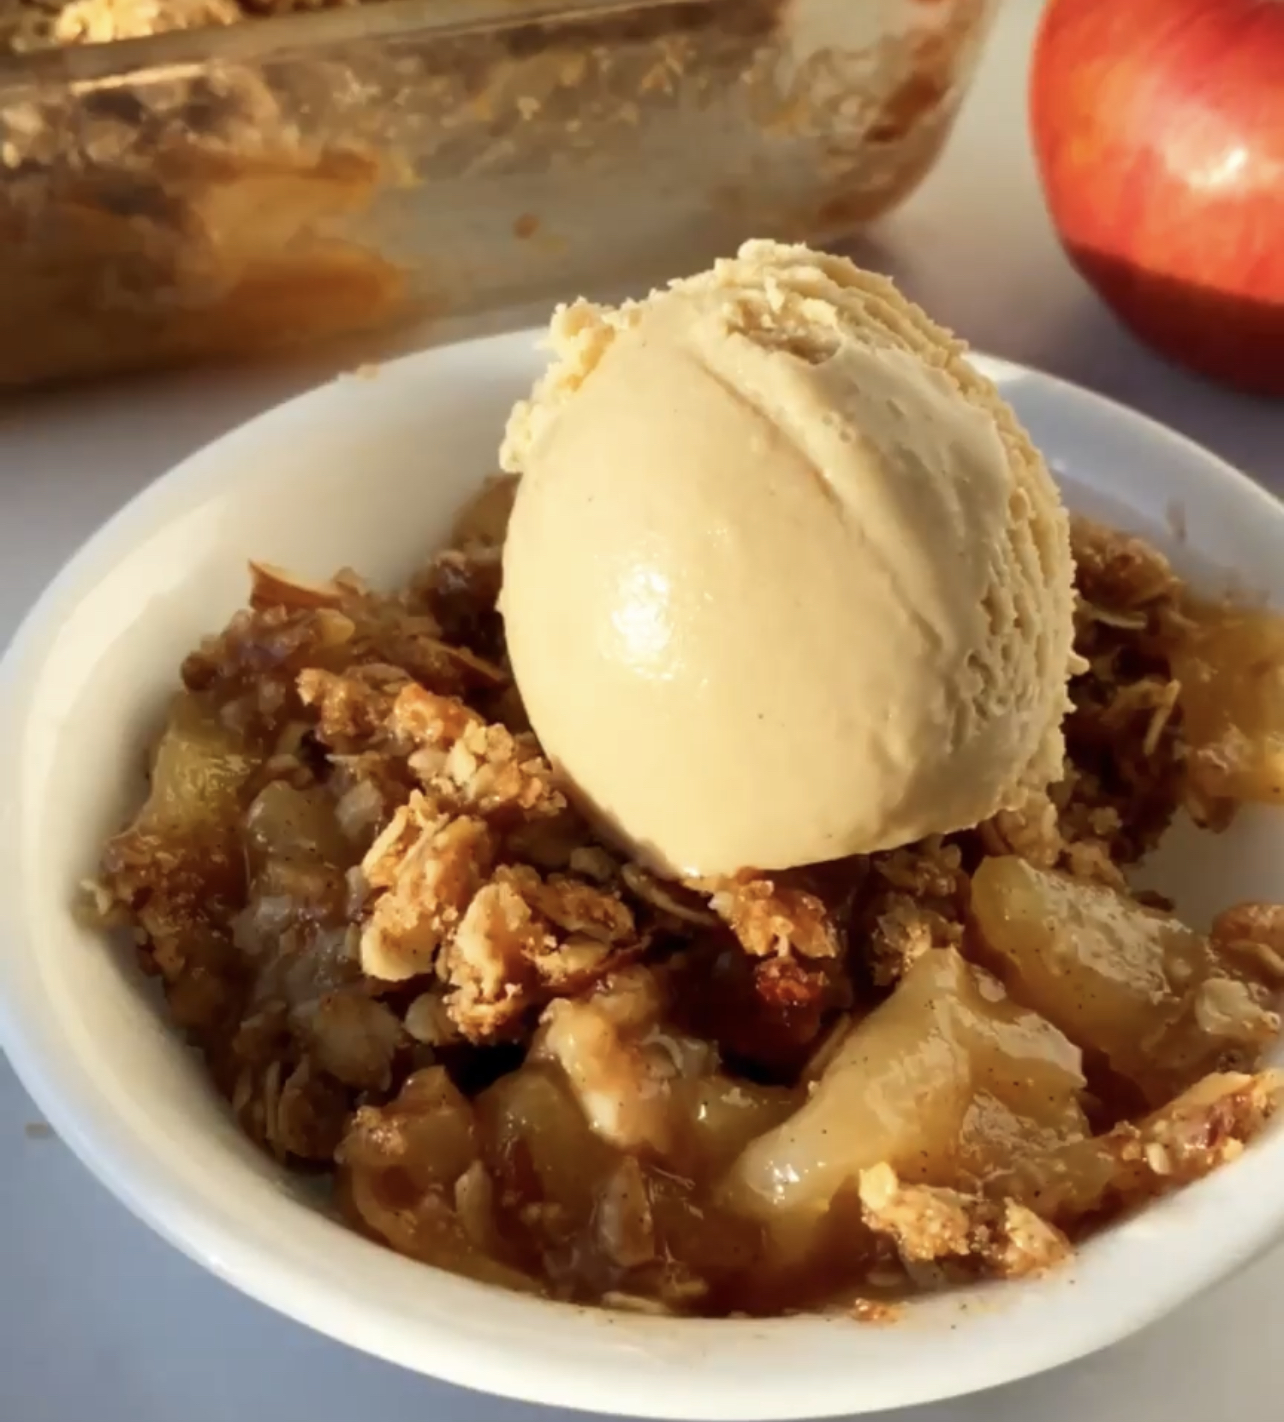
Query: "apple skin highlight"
1030 0 1284 397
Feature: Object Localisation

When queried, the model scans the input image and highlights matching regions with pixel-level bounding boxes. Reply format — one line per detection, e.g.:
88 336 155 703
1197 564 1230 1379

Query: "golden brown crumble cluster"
94 499 1284 1316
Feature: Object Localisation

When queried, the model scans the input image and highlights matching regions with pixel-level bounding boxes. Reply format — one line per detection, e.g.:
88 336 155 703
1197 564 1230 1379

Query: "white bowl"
2 336 1284 1421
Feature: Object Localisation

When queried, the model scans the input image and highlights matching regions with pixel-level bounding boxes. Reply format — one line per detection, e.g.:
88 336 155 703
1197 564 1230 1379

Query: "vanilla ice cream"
498 241 1077 879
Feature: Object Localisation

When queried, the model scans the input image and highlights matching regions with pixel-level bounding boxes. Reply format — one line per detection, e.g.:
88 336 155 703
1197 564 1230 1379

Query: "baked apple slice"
724 948 1087 1230
972 856 1279 1104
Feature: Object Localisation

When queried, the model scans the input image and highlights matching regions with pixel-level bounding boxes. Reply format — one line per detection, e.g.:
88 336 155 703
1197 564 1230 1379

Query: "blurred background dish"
0 0 999 389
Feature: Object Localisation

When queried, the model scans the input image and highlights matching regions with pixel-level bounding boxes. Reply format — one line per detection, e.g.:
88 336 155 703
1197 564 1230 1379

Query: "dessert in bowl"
2 246 1284 1419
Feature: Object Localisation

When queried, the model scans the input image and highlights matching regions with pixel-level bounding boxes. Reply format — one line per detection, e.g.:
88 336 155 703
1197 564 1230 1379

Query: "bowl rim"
3 337 1284 1421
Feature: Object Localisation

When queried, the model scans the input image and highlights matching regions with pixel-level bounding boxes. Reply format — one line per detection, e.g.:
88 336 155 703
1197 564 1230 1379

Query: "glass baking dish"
0 0 998 388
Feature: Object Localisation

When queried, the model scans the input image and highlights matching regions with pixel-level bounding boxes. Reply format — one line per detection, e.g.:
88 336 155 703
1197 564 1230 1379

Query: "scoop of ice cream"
498 240 1076 879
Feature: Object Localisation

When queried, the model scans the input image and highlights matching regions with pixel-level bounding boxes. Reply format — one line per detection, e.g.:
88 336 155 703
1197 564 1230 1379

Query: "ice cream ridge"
499 240 1078 879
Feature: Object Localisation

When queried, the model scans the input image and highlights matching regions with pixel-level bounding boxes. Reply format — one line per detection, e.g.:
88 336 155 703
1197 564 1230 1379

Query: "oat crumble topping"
91 503 1284 1317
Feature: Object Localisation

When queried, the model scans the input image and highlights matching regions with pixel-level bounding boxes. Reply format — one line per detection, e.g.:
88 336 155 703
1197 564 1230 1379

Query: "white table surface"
2 5 1281 1420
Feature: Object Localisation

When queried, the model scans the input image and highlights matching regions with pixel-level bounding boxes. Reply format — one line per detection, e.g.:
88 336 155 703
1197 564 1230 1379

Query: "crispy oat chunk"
441 879 552 1039
434 718 564 819
440 866 643 1041
186 570 503 736
306 676 564 820
387 682 483 749
856 838 968 987
358 795 493 982
297 668 566 870
1063 518 1189 861
1072 517 1181 611
707 874 841 961
685 871 850 1076
858 1164 1072 1278
297 663 409 746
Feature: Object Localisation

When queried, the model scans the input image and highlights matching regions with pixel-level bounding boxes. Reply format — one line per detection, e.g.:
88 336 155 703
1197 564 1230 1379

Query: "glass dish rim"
0 0 776 92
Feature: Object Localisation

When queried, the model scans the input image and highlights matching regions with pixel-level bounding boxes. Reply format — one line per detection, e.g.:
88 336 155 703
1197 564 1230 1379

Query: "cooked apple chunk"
724 949 1087 1229
856 1071 1282 1275
992 1070 1284 1224
1175 603 1284 809
98 692 261 963
972 857 1280 1104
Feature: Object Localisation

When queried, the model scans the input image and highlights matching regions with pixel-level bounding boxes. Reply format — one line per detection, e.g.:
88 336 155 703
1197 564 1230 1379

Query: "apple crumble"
92 493 1284 1315
0 0 991 386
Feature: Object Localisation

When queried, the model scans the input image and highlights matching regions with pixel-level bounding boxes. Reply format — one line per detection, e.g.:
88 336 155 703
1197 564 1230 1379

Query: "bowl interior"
2 338 1284 1421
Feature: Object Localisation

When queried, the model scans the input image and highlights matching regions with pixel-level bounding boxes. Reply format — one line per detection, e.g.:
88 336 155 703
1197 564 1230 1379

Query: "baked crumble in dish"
91 481 1284 1317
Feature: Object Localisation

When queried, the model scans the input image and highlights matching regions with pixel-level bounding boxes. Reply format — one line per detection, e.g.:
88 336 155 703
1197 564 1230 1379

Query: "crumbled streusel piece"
707 875 840 961
1133 1071 1283 1185
358 796 494 981
43 0 239 45
535 968 692 1155
382 684 564 819
978 791 1062 868
441 721 565 819
699 875 845 1056
858 839 967 986
501 863 636 943
387 682 480 749
441 879 549 1037
302 672 564 824
867 898 960 987
850 1298 903 1325
988 1071 1284 1224
1212 903 1284 985
298 664 409 745
1061 519 1193 863
988 1202 1074 1277
858 1164 1071 1279
439 865 640 1040
186 571 504 737
1071 517 1182 610
858 1164 970 1261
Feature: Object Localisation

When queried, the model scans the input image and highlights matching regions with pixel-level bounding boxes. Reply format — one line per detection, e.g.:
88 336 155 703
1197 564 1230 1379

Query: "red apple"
1030 0 1284 397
